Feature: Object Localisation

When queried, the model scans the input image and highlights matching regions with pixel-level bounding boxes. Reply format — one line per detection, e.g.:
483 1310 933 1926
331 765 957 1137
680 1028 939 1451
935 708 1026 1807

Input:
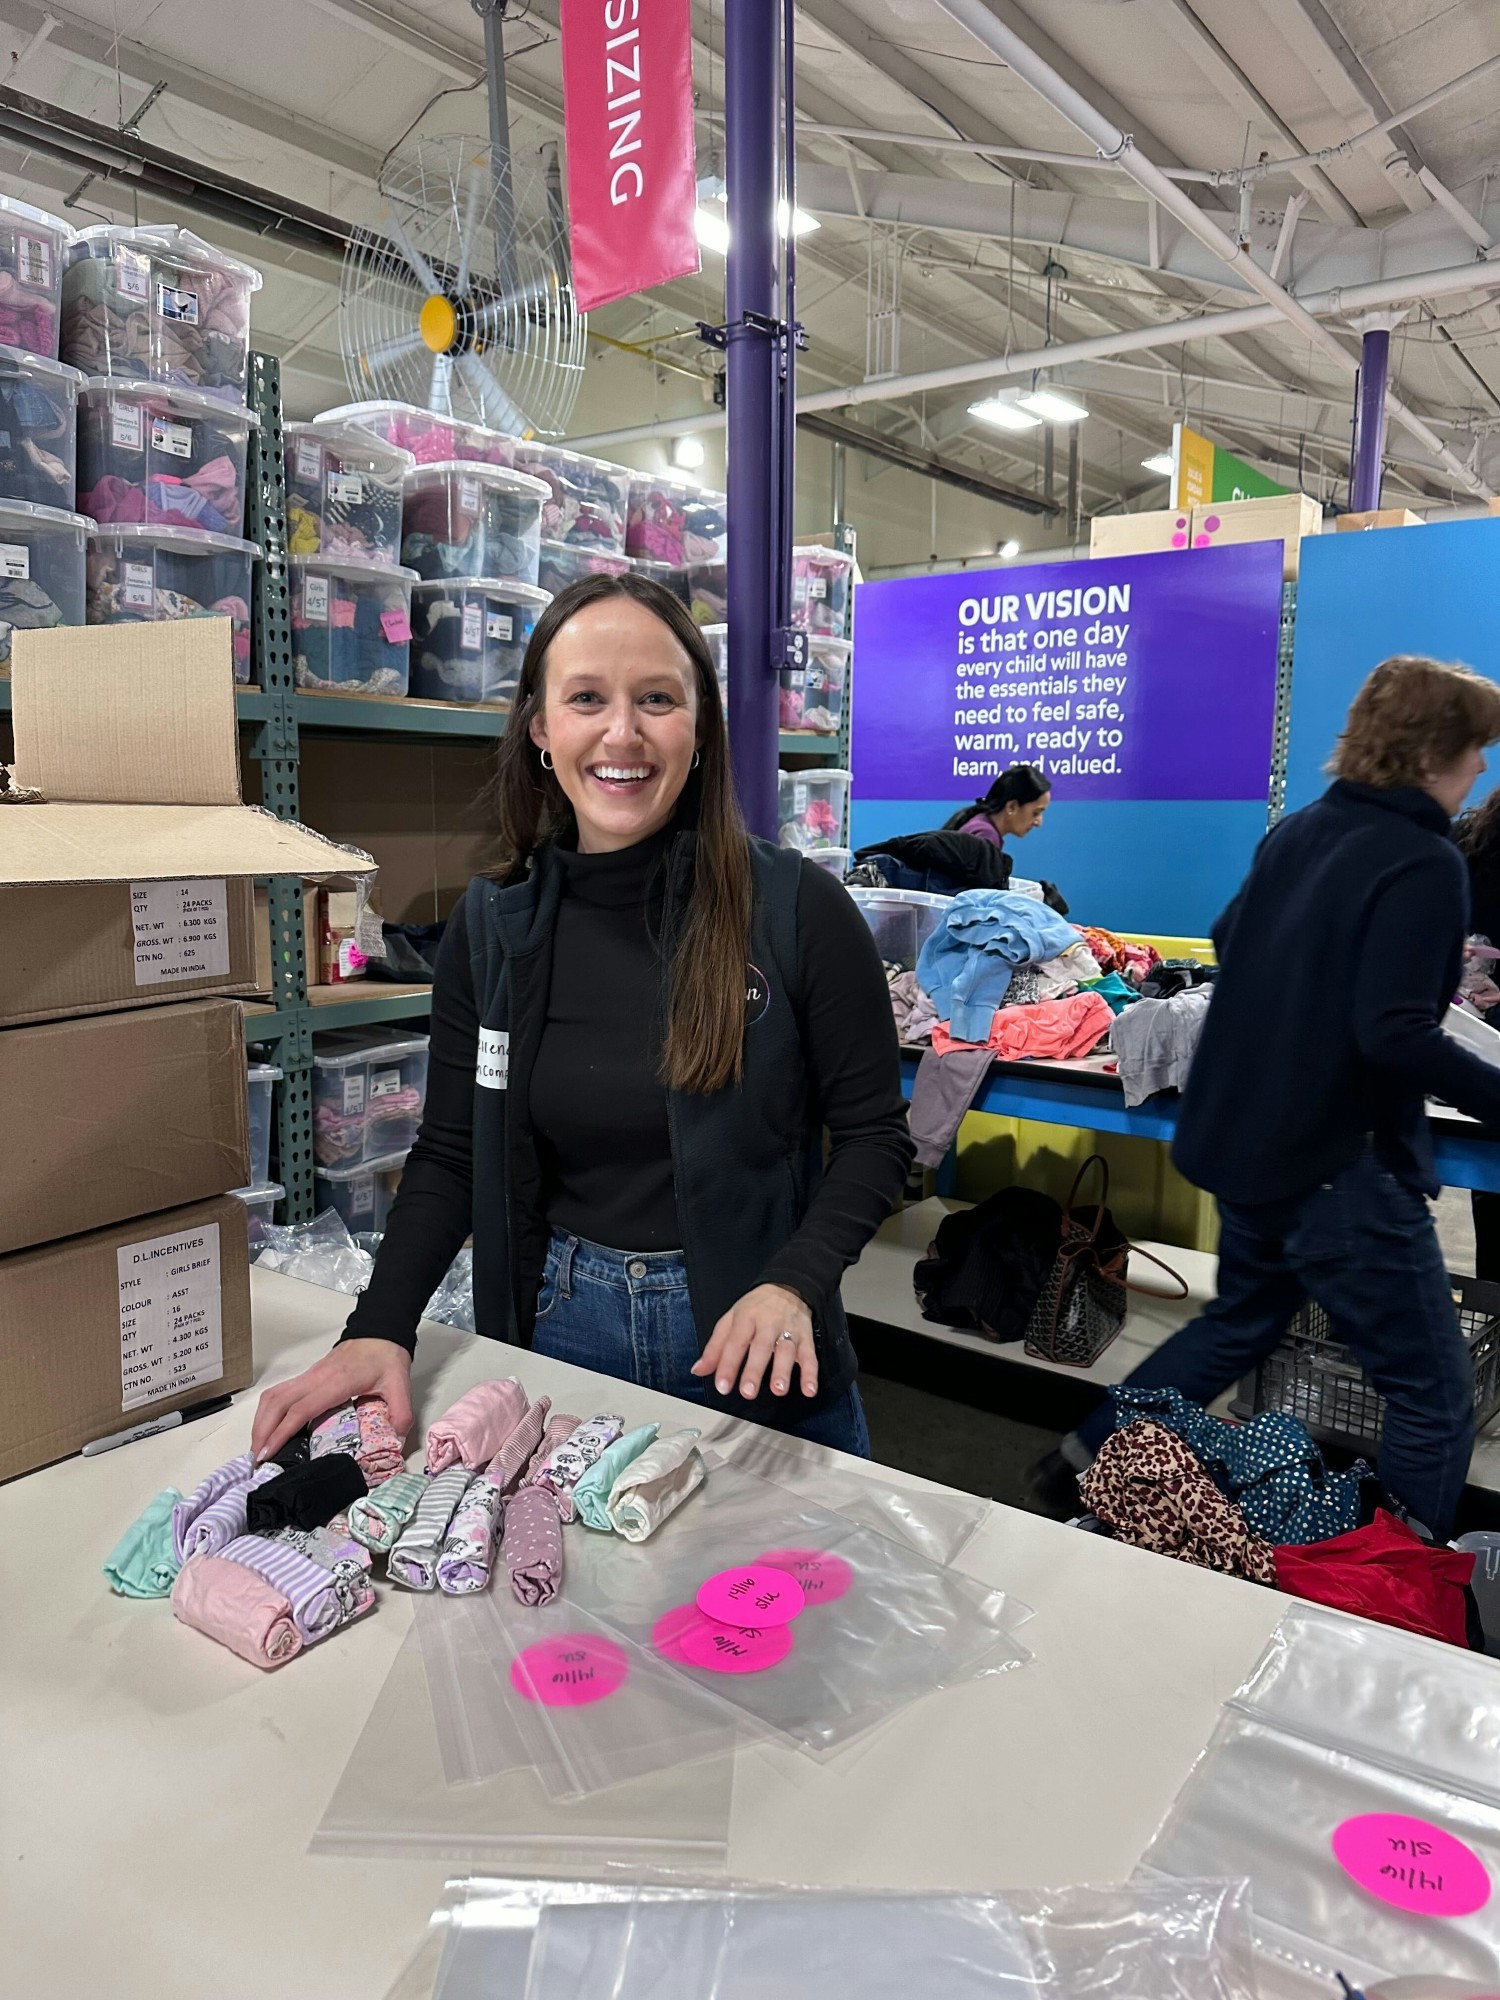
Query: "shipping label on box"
118 1221 223 1411
131 879 232 986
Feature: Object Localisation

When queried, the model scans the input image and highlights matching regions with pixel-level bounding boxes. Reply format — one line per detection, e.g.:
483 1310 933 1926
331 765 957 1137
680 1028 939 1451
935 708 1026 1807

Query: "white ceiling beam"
291 0 483 85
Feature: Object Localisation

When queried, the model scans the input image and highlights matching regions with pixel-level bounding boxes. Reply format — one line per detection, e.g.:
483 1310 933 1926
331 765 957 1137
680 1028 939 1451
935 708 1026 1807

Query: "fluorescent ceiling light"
1018 386 1089 424
1141 451 1174 476
998 538 1022 559
694 197 818 257
968 393 1041 433
672 434 706 471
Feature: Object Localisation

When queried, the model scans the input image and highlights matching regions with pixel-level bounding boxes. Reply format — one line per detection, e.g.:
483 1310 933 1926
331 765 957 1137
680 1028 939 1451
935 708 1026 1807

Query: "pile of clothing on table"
1079 1385 1484 1650
104 1381 707 1671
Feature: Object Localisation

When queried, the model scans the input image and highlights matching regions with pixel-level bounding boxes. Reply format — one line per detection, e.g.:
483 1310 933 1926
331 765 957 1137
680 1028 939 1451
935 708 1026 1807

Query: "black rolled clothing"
1173 780 1500 1205
245 1454 368 1533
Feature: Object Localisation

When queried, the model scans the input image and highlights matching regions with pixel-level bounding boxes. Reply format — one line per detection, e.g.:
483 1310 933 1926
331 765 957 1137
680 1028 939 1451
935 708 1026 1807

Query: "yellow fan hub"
420 294 458 354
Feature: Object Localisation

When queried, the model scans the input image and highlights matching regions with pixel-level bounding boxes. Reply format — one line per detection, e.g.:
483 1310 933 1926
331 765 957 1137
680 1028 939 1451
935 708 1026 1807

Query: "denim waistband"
545 1226 689 1295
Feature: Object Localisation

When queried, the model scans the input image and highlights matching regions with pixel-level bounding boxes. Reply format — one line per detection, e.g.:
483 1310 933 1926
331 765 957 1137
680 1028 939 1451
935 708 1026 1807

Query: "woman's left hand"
691 1284 818 1401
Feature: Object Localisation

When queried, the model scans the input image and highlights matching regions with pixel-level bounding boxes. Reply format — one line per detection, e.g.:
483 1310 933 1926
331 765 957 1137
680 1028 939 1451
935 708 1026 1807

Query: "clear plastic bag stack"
1140 1603 1500 1986
423 1248 477 1332
424 1876 1257 2000
250 1207 375 1294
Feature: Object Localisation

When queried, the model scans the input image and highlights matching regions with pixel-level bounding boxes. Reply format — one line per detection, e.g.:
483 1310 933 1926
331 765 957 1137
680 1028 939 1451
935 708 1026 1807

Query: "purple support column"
724 0 779 839
1351 325 1390 514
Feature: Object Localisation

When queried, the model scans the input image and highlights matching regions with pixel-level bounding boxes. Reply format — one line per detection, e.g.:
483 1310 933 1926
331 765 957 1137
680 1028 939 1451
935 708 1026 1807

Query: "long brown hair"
489 571 754 1094
1328 655 1500 788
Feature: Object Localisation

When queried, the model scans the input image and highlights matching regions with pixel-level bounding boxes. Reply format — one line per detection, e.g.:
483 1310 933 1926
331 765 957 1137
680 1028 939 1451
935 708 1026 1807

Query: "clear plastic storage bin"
685 559 726 627
87 524 257 680
781 634 849 735
806 847 852 879
76 378 255 533
311 1029 430 1168
849 887 953 971
401 460 546 587
231 1181 283 1247
409 576 549 706
315 1153 405 1234
777 766 851 851
626 474 727 567
315 400 465 466
246 1062 283 1188
291 554 417 696
0 347 80 508
285 419 412 568
452 420 515 469
628 555 688 603
514 442 630 553
537 539 628 597
62 224 261 403
0 497 87 669
0 195 71 359
702 622 728 708
791 544 854 637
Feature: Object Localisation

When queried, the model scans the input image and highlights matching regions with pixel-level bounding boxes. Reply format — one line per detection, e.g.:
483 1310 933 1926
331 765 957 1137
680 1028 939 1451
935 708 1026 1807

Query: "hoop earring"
539 749 554 771
692 750 701 769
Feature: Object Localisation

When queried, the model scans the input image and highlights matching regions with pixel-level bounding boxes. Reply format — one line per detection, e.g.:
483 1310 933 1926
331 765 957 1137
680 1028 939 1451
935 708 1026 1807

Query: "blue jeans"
531 1230 871 1457
1077 1151 1473 1538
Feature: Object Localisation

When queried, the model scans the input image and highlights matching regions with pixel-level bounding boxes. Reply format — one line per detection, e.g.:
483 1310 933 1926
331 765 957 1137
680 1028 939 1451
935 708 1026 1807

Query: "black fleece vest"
461 832 858 1427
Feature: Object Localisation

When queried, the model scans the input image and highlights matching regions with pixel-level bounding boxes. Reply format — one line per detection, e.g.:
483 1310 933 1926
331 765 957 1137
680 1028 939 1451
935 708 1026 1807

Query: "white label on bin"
0 542 29 580
792 781 809 815
294 438 322 481
122 560 155 611
458 475 480 514
477 1027 509 1090
151 416 193 460
808 577 827 600
369 1068 401 1103
303 574 329 623
130 878 231 986
486 610 513 642
118 250 150 300
327 470 364 505
118 1221 223 1413
111 402 144 451
17 234 51 289
348 1177 374 1219
342 1072 367 1117
461 602 483 652
157 281 199 325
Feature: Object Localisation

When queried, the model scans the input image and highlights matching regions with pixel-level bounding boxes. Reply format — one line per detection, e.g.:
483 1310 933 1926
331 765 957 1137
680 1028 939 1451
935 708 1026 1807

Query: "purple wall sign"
852 542 1283 802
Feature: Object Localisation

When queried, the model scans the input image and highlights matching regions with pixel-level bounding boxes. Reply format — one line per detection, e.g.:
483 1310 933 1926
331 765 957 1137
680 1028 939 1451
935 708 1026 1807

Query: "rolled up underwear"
387 1468 472 1591
502 1484 564 1607
424 1378 528 1474
355 1396 406 1487
481 1394 552 1496
171 1554 302 1670
530 1414 625 1523
220 1533 373 1641
171 1452 254 1562
246 1453 368 1535
347 1469 428 1554
309 1403 361 1459
176 1462 281 1562
604 1429 706 1543
264 1524 372 1574
104 1488 183 1598
435 1481 505 1595
518 1410 579 1489
571 1424 660 1532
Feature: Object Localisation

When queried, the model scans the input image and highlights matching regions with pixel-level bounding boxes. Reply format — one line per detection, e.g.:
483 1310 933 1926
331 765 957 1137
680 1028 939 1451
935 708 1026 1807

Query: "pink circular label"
1332 1814 1491 1917
1202 514 1221 532
678 1615 793 1674
1170 532 1187 547
696 1564 805 1627
755 1546 853 1605
1193 533 1212 547
510 1635 629 1708
651 1603 703 1666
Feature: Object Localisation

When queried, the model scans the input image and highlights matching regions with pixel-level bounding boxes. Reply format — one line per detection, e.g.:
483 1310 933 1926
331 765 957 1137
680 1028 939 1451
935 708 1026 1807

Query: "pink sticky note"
380 609 412 644
679 1615 793 1675
651 1603 703 1666
696 1564 805 1628
1332 1813 1491 1917
510 1635 629 1708
755 1547 853 1605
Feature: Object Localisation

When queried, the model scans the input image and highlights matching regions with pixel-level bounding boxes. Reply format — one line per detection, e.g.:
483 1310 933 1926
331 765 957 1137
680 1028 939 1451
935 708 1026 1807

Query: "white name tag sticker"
477 1027 509 1090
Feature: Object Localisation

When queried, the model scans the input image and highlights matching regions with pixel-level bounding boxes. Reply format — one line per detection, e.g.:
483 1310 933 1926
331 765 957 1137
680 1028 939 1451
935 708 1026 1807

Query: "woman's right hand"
250 1338 415 1465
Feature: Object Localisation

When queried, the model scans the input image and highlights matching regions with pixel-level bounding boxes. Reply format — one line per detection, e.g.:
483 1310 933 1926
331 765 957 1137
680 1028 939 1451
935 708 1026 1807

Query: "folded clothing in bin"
62 223 261 402
409 576 550 705
401 462 546 587
514 443 630 552
285 419 411 567
77 379 255 533
0 497 87 667
291 554 417 695
0 347 79 508
87 524 256 679
0 194 70 359
538 540 628 597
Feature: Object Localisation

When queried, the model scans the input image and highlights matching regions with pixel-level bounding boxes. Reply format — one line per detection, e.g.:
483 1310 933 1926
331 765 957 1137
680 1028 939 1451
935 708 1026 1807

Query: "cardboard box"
0 1001 250 1255
1089 509 1191 559
1190 493 1322 577
0 1193 252 1481
1334 508 1424 532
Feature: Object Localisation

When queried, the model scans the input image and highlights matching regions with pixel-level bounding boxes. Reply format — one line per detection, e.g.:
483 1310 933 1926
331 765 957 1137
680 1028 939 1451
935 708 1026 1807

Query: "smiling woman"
252 574 915 1466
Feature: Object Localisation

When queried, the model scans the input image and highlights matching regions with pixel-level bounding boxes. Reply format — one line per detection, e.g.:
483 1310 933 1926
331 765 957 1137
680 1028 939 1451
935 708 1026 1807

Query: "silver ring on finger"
775 1329 798 1345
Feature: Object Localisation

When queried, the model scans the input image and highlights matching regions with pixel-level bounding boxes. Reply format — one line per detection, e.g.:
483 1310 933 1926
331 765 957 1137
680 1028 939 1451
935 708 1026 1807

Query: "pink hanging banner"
560 0 702 313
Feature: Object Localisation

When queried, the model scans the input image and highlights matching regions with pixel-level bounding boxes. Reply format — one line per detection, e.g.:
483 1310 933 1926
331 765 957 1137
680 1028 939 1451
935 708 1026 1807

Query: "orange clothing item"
933 991 1114 1061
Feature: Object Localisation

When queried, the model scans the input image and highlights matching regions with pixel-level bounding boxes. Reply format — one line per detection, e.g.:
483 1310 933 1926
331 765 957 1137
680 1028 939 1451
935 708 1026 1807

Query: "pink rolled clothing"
355 1396 406 1486
519 1411 581 1489
171 1554 303 1670
424 1378 528 1474
481 1395 552 1494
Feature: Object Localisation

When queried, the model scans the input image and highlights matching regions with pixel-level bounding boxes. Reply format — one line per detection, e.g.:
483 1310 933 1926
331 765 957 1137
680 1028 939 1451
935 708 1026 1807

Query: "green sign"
1174 424 1288 507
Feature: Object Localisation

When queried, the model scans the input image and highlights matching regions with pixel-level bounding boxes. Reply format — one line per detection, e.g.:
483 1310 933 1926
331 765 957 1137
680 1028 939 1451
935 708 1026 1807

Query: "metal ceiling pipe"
565 255 1500 452
929 0 1491 499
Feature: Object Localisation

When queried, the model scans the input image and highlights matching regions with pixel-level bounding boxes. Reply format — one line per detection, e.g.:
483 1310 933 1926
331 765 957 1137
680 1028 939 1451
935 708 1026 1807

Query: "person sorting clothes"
850 763 1066 908
252 574 913 1466
1454 795 1500 1281
1035 655 1500 1541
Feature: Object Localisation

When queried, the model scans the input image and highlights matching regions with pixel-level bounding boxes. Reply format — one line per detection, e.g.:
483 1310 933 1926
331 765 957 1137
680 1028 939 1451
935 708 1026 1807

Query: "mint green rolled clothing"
104 1488 184 1598
572 1424 659 1531
348 1470 427 1553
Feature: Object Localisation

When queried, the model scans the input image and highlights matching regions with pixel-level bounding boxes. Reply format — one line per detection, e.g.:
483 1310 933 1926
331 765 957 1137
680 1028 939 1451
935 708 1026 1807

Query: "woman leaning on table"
252 573 914 1465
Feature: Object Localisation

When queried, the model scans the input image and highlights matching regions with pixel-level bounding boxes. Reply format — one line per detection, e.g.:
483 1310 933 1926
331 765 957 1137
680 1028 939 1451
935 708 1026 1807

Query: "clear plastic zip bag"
559 1458 1030 1756
425 1876 1257 2000
1139 1603 1500 1986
